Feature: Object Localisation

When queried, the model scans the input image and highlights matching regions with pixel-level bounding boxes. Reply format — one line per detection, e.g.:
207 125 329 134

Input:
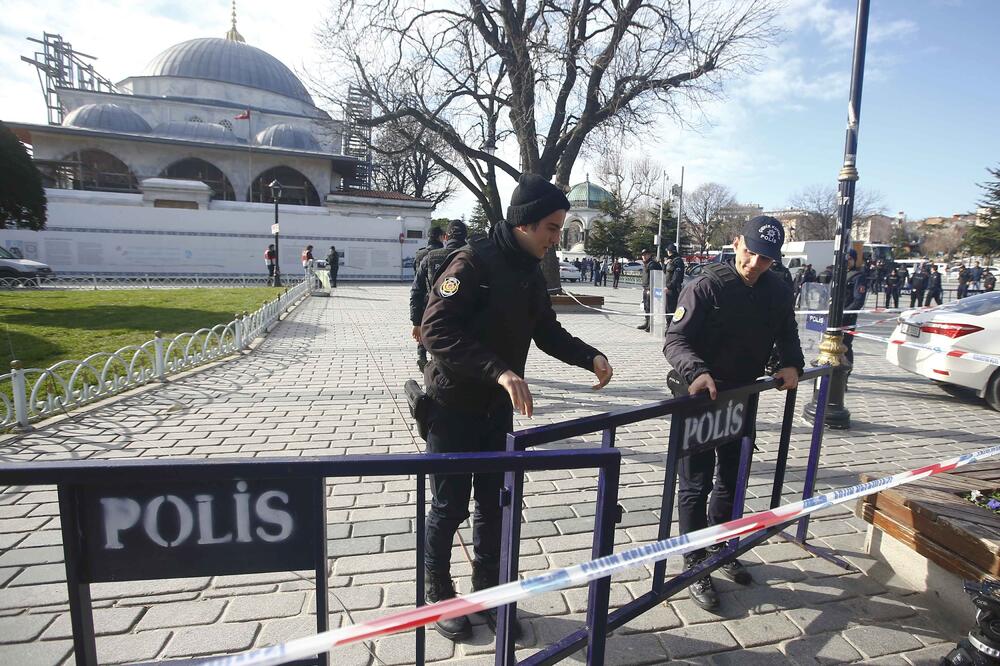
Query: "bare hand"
411 326 422 343
498 370 534 417
773 367 800 391
688 373 718 400
592 355 613 390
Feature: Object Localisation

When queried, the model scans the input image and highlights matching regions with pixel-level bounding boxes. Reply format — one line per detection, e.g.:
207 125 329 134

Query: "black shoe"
636 323 649 331
718 558 753 585
471 561 522 639
425 569 472 641
689 575 719 611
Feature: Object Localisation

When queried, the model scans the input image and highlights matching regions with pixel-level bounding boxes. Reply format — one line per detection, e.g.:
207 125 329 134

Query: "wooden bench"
856 462 1000 582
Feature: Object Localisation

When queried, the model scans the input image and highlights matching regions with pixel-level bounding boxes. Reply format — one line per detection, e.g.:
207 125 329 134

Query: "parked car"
886 291 1000 411
622 261 642 274
0 246 54 280
559 261 581 282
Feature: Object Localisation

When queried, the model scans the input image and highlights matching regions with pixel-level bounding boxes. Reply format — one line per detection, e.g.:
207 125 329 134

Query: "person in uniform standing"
910 266 928 308
957 264 971 299
663 215 803 612
411 228 445 370
325 245 340 288
663 243 685 329
420 173 614 640
842 249 867 370
984 268 996 292
410 221 468 372
636 248 663 332
925 264 944 306
884 268 900 309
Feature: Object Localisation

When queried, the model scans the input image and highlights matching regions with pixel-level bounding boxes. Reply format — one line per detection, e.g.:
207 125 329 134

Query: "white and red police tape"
180 442 1000 666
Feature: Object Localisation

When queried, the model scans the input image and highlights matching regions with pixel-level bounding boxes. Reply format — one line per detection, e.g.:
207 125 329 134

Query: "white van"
0 246 54 279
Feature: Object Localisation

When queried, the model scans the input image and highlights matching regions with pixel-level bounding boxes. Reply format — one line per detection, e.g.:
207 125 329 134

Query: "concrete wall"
1 189 432 279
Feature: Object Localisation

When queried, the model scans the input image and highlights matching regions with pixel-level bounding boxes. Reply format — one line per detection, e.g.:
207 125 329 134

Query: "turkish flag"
234 110 250 120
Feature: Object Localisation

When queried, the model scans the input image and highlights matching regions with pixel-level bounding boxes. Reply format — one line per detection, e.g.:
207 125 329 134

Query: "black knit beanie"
505 173 571 227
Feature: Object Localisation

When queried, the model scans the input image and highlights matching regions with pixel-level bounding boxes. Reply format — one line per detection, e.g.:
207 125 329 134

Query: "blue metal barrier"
496 366 835 666
0 449 621 666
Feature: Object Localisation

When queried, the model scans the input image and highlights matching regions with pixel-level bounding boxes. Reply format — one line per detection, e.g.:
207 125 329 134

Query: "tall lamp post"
803 0 871 429
269 179 282 287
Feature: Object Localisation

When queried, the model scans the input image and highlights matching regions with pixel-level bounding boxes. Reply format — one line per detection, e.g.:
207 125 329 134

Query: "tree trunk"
541 247 561 294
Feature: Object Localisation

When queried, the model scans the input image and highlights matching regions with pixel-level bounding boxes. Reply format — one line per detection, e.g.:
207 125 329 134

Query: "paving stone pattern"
2 283 998 665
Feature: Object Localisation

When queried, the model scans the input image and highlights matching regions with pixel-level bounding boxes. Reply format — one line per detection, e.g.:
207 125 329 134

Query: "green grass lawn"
0 287 283 372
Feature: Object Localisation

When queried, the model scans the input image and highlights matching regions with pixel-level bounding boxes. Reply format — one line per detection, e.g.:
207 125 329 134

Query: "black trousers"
910 289 924 308
424 401 512 573
957 283 968 299
677 438 744 560
665 290 679 326
329 269 338 287
886 287 899 309
641 288 651 328
925 289 942 306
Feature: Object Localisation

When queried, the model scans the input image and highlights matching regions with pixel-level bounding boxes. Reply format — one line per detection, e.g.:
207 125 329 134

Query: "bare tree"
370 123 459 206
922 226 966 259
788 184 886 241
316 0 779 289
594 149 660 216
683 183 737 254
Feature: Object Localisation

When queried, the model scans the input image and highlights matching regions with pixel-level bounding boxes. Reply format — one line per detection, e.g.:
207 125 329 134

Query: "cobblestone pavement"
2 282 999 665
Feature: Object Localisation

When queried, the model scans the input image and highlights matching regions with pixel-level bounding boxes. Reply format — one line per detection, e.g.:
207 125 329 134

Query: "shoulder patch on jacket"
439 276 461 297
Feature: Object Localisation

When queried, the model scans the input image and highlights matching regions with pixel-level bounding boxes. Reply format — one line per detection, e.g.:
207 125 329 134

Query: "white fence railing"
1 277 311 431
0 274 289 290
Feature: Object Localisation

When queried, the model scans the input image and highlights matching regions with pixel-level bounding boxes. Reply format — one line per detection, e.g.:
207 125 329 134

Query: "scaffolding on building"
21 32 118 126
342 85 372 189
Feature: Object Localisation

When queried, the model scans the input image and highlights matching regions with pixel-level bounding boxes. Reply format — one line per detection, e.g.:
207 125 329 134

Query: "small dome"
153 121 244 144
255 123 321 151
143 38 313 104
63 104 151 133
568 181 614 209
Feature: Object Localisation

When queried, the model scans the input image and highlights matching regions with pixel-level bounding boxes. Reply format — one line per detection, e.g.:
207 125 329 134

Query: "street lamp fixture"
269 179 282 287
481 139 497 157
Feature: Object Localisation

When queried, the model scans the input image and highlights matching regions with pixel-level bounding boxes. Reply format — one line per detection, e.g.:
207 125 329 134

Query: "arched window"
218 119 233 132
562 219 586 251
61 149 139 193
249 166 320 206
187 115 204 123
159 158 236 201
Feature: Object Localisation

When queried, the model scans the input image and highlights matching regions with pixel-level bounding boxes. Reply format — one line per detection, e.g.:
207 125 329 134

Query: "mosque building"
559 177 615 260
5 8 432 278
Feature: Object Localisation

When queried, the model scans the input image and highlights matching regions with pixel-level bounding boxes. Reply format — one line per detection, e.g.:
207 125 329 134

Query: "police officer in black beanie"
419 173 614 640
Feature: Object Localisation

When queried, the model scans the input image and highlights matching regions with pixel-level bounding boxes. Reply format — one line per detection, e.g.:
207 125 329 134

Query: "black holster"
666 369 689 398
404 379 432 441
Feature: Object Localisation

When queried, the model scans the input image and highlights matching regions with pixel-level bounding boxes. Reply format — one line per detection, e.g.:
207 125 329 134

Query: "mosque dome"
143 37 313 104
255 123 321 151
63 104 151 133
153 121 244 144
568 181 614 209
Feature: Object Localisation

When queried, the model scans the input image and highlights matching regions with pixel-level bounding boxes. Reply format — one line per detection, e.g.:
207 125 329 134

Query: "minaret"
225 0 245 43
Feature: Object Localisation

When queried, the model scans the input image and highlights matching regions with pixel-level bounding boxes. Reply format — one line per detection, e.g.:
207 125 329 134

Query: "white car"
0 246 54 280
559 262 581 282
886 291 1000 411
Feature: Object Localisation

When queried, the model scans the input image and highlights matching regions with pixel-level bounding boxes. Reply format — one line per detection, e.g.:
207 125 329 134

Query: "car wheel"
986 371 1000 412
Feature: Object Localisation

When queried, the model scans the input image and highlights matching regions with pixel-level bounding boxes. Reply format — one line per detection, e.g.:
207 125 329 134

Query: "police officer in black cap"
420 173 614 640
663 243 685 329
663 215 804 612
410 220 469 371
637 248 663 331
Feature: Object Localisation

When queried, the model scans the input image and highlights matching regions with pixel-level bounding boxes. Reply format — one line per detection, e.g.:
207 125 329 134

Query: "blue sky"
1 0 996 220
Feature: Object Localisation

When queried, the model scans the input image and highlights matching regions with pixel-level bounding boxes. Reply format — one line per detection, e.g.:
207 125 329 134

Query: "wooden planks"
857 464 1000 581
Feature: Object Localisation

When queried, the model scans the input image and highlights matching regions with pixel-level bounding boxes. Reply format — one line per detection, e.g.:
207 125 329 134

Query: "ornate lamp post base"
803 332 852 429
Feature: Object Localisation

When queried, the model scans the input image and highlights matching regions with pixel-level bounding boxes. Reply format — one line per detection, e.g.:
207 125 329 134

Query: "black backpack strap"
701 262 740 294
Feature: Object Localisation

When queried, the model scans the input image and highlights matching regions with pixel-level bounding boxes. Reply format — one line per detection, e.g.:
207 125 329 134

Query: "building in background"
560 177 615 259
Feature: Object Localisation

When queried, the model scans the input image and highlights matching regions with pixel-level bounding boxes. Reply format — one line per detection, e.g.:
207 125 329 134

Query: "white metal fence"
1 277 311 431
0 274 286 290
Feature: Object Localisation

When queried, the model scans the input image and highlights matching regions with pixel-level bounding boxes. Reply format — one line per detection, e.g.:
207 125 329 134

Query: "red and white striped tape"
848 330 1000 367
180 442 1000 666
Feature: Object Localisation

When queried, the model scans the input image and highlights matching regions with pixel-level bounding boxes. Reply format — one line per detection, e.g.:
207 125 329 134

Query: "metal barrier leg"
315 477 329 666
769 389 798 509
58 485 98 666
651 418 682 594
496 459 524 666
416 472 426 666
585 430 621 666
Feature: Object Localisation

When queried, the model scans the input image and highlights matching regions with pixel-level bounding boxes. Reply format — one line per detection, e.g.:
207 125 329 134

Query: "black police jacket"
663 261 804 385
421 235 603 412
409 239 466 325
641 259 663 289
665 255 685 291
928 272 943 292
911 271 928 290
414 240 443 273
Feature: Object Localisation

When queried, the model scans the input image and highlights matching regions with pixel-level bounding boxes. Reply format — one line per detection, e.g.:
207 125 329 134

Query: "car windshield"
0 246 15 260
936 292 1000 316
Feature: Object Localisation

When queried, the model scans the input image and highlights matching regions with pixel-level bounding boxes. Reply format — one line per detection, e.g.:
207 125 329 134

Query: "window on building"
187 115 204 123
218 119 233 131
159 158 236 201
406 229 423 239
249 166 320 206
